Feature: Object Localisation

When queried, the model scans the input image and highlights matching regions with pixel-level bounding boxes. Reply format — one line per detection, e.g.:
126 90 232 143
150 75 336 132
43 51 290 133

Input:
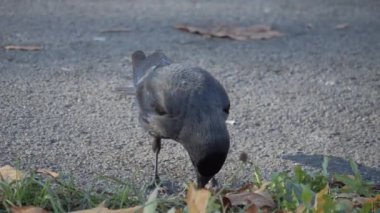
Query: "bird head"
180 111 230 188
194 150 229 187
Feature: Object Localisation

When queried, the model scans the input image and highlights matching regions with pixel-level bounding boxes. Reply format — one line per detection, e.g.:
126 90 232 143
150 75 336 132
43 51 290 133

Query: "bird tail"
131 50 172 87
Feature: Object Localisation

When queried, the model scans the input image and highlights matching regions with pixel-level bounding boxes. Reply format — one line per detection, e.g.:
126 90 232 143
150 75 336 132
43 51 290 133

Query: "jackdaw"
132 50 230 188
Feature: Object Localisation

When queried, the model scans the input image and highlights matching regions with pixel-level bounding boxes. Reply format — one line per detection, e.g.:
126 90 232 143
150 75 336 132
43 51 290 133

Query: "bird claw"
211 177 218 186
147 176 161 190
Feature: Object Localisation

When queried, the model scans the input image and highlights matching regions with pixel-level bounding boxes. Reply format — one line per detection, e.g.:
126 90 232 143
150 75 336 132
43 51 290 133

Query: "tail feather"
131 50 172 86
132 50 147 86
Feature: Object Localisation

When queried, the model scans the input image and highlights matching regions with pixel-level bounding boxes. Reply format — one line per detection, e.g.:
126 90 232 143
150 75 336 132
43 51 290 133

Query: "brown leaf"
11 206 49 213
186 182 211 213
335 23 349 30
175 24 209 35
175 24 282 41
100 28 130 33
353 194 380 208
245 204 258 213
223 190 275 210
0 165 25 182
4 45 42 51
70 201 142 213
36 168 59 178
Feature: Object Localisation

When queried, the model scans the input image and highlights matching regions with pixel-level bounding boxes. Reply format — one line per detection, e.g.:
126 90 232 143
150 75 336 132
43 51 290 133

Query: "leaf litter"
1 160 379 212
0 165 25 182
36 168 59 179
175 24 282 41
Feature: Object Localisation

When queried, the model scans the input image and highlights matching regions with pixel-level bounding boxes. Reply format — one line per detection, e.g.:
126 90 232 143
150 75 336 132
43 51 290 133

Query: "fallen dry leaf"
36 168 59 178
4 45 42 51
0 165 25 182
175 24 282 41
100 28 130 33
11 206 49 213
335 23 349 30
223 190 275 210
353 194 380 208
70 201 142 213
314 185 329 212
245 204 258 213
186 182 211 213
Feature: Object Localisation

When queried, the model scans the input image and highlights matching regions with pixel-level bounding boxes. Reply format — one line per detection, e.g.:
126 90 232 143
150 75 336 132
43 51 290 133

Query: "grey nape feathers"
132 50 230 188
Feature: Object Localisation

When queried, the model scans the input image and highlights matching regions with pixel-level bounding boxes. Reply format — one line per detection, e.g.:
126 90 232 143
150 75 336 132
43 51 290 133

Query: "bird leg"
149 137 161 188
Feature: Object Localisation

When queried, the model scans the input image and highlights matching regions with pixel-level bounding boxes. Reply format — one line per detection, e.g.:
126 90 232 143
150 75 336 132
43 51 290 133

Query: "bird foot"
210 177 218 187
147 176 161 190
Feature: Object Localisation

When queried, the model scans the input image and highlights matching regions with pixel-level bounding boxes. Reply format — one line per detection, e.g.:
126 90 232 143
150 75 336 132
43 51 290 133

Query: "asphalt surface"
1 0 379 190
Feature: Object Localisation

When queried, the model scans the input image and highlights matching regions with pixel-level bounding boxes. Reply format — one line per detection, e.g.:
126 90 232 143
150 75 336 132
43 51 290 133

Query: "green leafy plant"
334 159 373 197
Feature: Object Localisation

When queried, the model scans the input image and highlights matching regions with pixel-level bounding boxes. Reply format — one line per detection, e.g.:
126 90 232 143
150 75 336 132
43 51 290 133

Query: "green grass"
0 157 379 212
0 173 144 212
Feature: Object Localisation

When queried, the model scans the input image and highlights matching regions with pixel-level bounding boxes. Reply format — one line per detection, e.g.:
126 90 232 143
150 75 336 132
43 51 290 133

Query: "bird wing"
133 51 188 139
136 65 191 139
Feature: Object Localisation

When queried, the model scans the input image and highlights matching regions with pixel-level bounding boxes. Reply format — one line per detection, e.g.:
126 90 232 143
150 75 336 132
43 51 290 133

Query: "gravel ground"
0 0 379 190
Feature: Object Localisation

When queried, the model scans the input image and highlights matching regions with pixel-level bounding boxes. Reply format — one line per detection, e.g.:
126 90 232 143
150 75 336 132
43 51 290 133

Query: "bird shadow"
282 153 380 183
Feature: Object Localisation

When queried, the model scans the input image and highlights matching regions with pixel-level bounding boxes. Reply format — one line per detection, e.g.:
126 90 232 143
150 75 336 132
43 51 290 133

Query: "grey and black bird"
132 50 230 188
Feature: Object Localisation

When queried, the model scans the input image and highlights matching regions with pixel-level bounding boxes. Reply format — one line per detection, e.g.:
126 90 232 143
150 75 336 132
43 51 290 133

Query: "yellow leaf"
186 182 211 213
0 165 25 182
11 206 49 213
70 201 142 213
314 185 329 212
36 168 59 178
